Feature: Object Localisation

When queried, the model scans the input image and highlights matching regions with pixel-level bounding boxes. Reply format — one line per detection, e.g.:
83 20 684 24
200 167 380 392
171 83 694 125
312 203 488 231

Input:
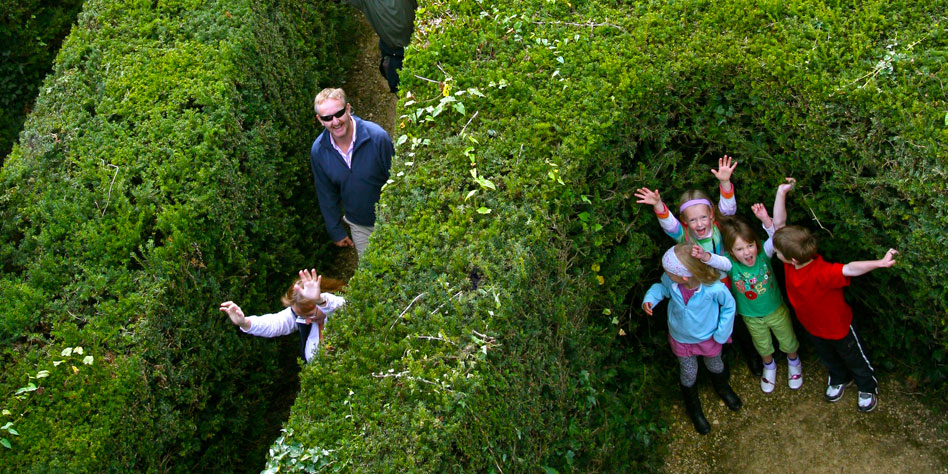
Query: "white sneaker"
825 379 853 402
788 363 803 390
760 365 776 393
858 392 878 412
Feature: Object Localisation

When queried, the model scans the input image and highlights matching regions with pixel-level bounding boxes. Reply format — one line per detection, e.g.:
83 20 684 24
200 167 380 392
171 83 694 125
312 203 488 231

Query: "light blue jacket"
643 274 736 344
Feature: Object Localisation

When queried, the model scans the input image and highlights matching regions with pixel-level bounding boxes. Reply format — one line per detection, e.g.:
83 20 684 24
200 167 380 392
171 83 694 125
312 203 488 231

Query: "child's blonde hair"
281 276 346 312
717 215 760 255
674 244 720 285
773 225 818 263
677 189 716 241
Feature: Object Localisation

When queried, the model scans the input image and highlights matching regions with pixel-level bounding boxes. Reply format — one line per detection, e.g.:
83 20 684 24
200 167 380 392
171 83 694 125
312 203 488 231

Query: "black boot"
710 367 742 411
680 383 711 434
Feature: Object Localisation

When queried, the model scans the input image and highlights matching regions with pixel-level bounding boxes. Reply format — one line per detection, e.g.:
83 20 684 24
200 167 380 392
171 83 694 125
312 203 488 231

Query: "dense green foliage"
268 0 947 472
0 0 84 162
0 0 355 470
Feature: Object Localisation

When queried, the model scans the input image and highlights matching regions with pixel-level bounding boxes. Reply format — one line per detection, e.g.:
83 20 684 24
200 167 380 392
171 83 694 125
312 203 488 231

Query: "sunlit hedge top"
268 0 946 472
0 0 354 470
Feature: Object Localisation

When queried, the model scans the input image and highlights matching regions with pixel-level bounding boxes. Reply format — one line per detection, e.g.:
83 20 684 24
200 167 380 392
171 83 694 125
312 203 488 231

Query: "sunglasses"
318 105 348 122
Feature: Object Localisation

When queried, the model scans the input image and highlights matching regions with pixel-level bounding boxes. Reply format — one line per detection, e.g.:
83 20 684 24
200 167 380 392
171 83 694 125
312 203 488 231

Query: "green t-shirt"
727 250 782 317
346 0 417 48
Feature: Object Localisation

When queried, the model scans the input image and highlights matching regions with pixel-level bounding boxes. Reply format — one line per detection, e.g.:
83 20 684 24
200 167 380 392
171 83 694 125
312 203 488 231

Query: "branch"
389 292 426 330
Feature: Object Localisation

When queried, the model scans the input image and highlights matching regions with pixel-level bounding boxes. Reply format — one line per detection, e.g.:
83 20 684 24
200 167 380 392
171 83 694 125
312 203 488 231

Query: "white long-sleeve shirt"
242 293 345 362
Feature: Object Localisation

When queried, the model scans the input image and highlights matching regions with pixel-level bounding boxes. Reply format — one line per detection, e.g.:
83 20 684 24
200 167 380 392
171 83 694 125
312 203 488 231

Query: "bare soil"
664 358 948 473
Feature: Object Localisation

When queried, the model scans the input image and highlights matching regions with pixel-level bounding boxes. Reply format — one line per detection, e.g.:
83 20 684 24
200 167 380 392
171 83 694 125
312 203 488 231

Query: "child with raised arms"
635 155 763 376
771 178 897 412
642 244 740 435
219 269 345 363
691 202 803 394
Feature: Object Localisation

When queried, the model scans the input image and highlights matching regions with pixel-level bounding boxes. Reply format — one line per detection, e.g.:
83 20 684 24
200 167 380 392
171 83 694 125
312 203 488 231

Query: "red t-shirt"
783 255 852 340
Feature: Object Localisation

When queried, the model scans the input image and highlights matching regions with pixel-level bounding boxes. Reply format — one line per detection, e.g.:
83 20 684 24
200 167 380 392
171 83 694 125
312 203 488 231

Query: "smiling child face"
682 204 713 239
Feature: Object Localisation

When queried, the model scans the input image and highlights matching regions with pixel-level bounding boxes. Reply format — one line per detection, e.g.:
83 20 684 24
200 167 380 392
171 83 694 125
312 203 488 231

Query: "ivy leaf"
476 207 491 214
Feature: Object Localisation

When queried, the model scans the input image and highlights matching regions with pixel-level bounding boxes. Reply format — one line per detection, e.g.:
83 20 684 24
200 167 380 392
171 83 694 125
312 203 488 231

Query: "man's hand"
220 301 250 331
333 237 354 248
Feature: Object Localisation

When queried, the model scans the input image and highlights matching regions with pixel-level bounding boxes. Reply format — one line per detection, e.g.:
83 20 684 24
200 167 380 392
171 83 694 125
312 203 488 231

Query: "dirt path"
664 358 948 473
321 16 398 282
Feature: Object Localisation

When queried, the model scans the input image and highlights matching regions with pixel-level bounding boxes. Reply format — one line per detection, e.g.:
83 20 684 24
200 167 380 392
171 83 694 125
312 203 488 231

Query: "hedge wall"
0 0 84 162
0 0 354 470
266 0 947 472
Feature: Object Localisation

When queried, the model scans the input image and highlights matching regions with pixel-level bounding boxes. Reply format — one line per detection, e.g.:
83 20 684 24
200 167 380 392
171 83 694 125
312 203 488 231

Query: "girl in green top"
692 203 803 394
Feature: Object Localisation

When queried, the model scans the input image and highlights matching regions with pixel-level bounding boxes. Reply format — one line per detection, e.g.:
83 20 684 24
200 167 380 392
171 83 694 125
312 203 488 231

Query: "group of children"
637 159 897 434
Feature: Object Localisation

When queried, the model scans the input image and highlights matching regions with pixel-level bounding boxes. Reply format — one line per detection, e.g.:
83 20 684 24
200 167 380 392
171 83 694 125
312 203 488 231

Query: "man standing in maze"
334 0 418 93
310 88 393 258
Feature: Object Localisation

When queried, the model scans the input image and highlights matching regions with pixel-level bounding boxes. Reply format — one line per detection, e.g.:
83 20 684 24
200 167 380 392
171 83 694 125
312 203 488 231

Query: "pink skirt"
668 333 729 358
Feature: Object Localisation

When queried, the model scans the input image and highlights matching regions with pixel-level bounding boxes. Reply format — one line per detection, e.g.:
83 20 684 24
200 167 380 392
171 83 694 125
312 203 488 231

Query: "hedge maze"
1 0 946 472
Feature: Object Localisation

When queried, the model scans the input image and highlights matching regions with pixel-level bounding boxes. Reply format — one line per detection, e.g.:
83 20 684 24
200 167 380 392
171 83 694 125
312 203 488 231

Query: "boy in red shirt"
771 178 897 412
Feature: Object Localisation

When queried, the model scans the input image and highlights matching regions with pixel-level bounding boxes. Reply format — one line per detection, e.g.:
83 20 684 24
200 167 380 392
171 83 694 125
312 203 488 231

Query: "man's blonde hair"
314 88 347 112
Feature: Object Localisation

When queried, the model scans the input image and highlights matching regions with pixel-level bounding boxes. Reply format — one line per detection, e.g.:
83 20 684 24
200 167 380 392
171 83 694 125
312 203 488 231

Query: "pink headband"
662 247 693 278
679 199 712 213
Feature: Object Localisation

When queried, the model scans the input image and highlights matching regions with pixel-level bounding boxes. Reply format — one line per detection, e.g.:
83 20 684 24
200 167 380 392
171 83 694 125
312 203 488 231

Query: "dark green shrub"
267 0 946 472
0 0 84 162
0 0 355 470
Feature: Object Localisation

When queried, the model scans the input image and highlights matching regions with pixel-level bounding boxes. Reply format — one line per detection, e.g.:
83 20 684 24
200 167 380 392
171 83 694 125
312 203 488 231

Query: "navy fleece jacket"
310 116 393 242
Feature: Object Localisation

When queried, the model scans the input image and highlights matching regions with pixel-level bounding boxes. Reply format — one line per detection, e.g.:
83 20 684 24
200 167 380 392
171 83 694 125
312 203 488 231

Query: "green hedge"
0 0 354 470
0 0 84 162
267 0 947 472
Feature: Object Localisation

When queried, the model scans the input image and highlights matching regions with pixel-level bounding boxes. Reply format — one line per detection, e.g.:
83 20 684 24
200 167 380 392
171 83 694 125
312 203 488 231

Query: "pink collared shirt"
329 118 358 168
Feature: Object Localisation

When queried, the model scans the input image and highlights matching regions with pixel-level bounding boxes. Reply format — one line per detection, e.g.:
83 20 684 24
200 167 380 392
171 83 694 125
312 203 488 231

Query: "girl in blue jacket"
642 244 740 434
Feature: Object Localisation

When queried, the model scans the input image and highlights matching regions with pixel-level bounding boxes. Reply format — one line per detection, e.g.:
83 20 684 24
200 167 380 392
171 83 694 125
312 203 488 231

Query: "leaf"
476 207 491 214
14 383 37 395
2 410 10 416
36 370 49 379
61 347 73 357
53 360 63 366
453 102 465 115
74 347 83 355
1 438 10 449
6 428 17 436
619 329 627 336
465 189 478 201
82 356 94 365
72 366 79 374
944 110 947 126
1 422 11 430
395 134 408 146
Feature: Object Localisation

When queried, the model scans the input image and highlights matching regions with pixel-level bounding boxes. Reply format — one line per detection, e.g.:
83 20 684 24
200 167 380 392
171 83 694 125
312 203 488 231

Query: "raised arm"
220 301 251 331
772 177 795 230
711 155 738 216
691 244 732 272
842 248 898 277
635 187 685 241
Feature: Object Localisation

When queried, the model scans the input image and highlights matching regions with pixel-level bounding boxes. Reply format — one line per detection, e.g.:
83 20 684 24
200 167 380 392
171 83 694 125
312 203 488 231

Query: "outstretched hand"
878 248 898 268
751 203 770 222
220 301 249 330
634 187 664 211
295 269 323 302
777 177 796 195
711 155 737 183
